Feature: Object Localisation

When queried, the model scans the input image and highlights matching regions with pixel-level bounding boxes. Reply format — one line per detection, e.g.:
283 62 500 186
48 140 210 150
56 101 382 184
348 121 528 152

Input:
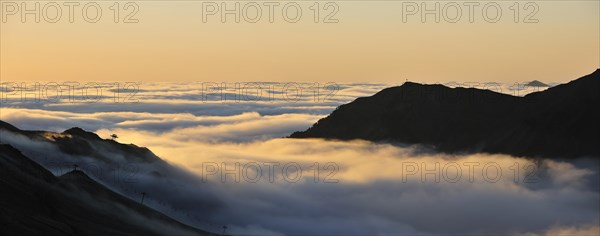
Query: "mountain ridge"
0 120 163 164
0 120 223 235
0 144 214 236
290 69 600 158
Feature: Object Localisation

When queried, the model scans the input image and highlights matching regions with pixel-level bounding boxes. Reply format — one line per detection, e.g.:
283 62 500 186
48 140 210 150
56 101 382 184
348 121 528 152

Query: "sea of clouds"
1 82 598 235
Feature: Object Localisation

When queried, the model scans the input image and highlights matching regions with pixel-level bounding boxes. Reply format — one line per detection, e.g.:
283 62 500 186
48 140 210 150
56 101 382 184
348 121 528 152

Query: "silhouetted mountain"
0 144 214 236
526 80 549 87
291 69 600 158
0 120 201 193
0 120 165 164
0 121 222 234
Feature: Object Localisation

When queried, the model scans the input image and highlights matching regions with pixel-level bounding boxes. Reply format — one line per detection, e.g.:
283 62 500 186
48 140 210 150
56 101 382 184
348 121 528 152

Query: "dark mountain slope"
0 121 223 233
0 120 160 164
0 144 214 236
290 69 600 158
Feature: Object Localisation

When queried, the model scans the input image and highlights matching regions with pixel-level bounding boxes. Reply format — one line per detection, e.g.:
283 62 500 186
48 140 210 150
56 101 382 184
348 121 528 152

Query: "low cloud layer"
2 82 594 236
113 132 600 236
1 108 322 142
0 81 550 133
2 128 598 236
0 82 387 136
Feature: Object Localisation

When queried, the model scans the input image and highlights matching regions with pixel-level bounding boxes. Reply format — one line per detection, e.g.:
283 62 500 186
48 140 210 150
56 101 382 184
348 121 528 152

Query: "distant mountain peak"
527 80 549 87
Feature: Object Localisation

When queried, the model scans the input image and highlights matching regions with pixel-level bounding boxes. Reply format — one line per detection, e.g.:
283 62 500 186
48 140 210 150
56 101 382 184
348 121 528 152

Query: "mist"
2 128 598 236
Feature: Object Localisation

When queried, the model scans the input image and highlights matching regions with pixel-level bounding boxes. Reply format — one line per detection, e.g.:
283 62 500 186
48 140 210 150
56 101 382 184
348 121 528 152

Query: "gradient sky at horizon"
1 0 599 83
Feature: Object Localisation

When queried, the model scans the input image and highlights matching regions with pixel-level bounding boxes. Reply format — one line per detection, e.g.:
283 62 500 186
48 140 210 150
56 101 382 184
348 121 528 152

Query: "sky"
1 0 599 83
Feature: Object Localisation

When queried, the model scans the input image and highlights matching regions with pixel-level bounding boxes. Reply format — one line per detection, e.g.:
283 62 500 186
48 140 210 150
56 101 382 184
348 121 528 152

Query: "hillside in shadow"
0 144 215 236
291 69 600 158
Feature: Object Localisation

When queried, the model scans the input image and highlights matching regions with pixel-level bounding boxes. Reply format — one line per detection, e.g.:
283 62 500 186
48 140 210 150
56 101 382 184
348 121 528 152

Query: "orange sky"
1 1 598 83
